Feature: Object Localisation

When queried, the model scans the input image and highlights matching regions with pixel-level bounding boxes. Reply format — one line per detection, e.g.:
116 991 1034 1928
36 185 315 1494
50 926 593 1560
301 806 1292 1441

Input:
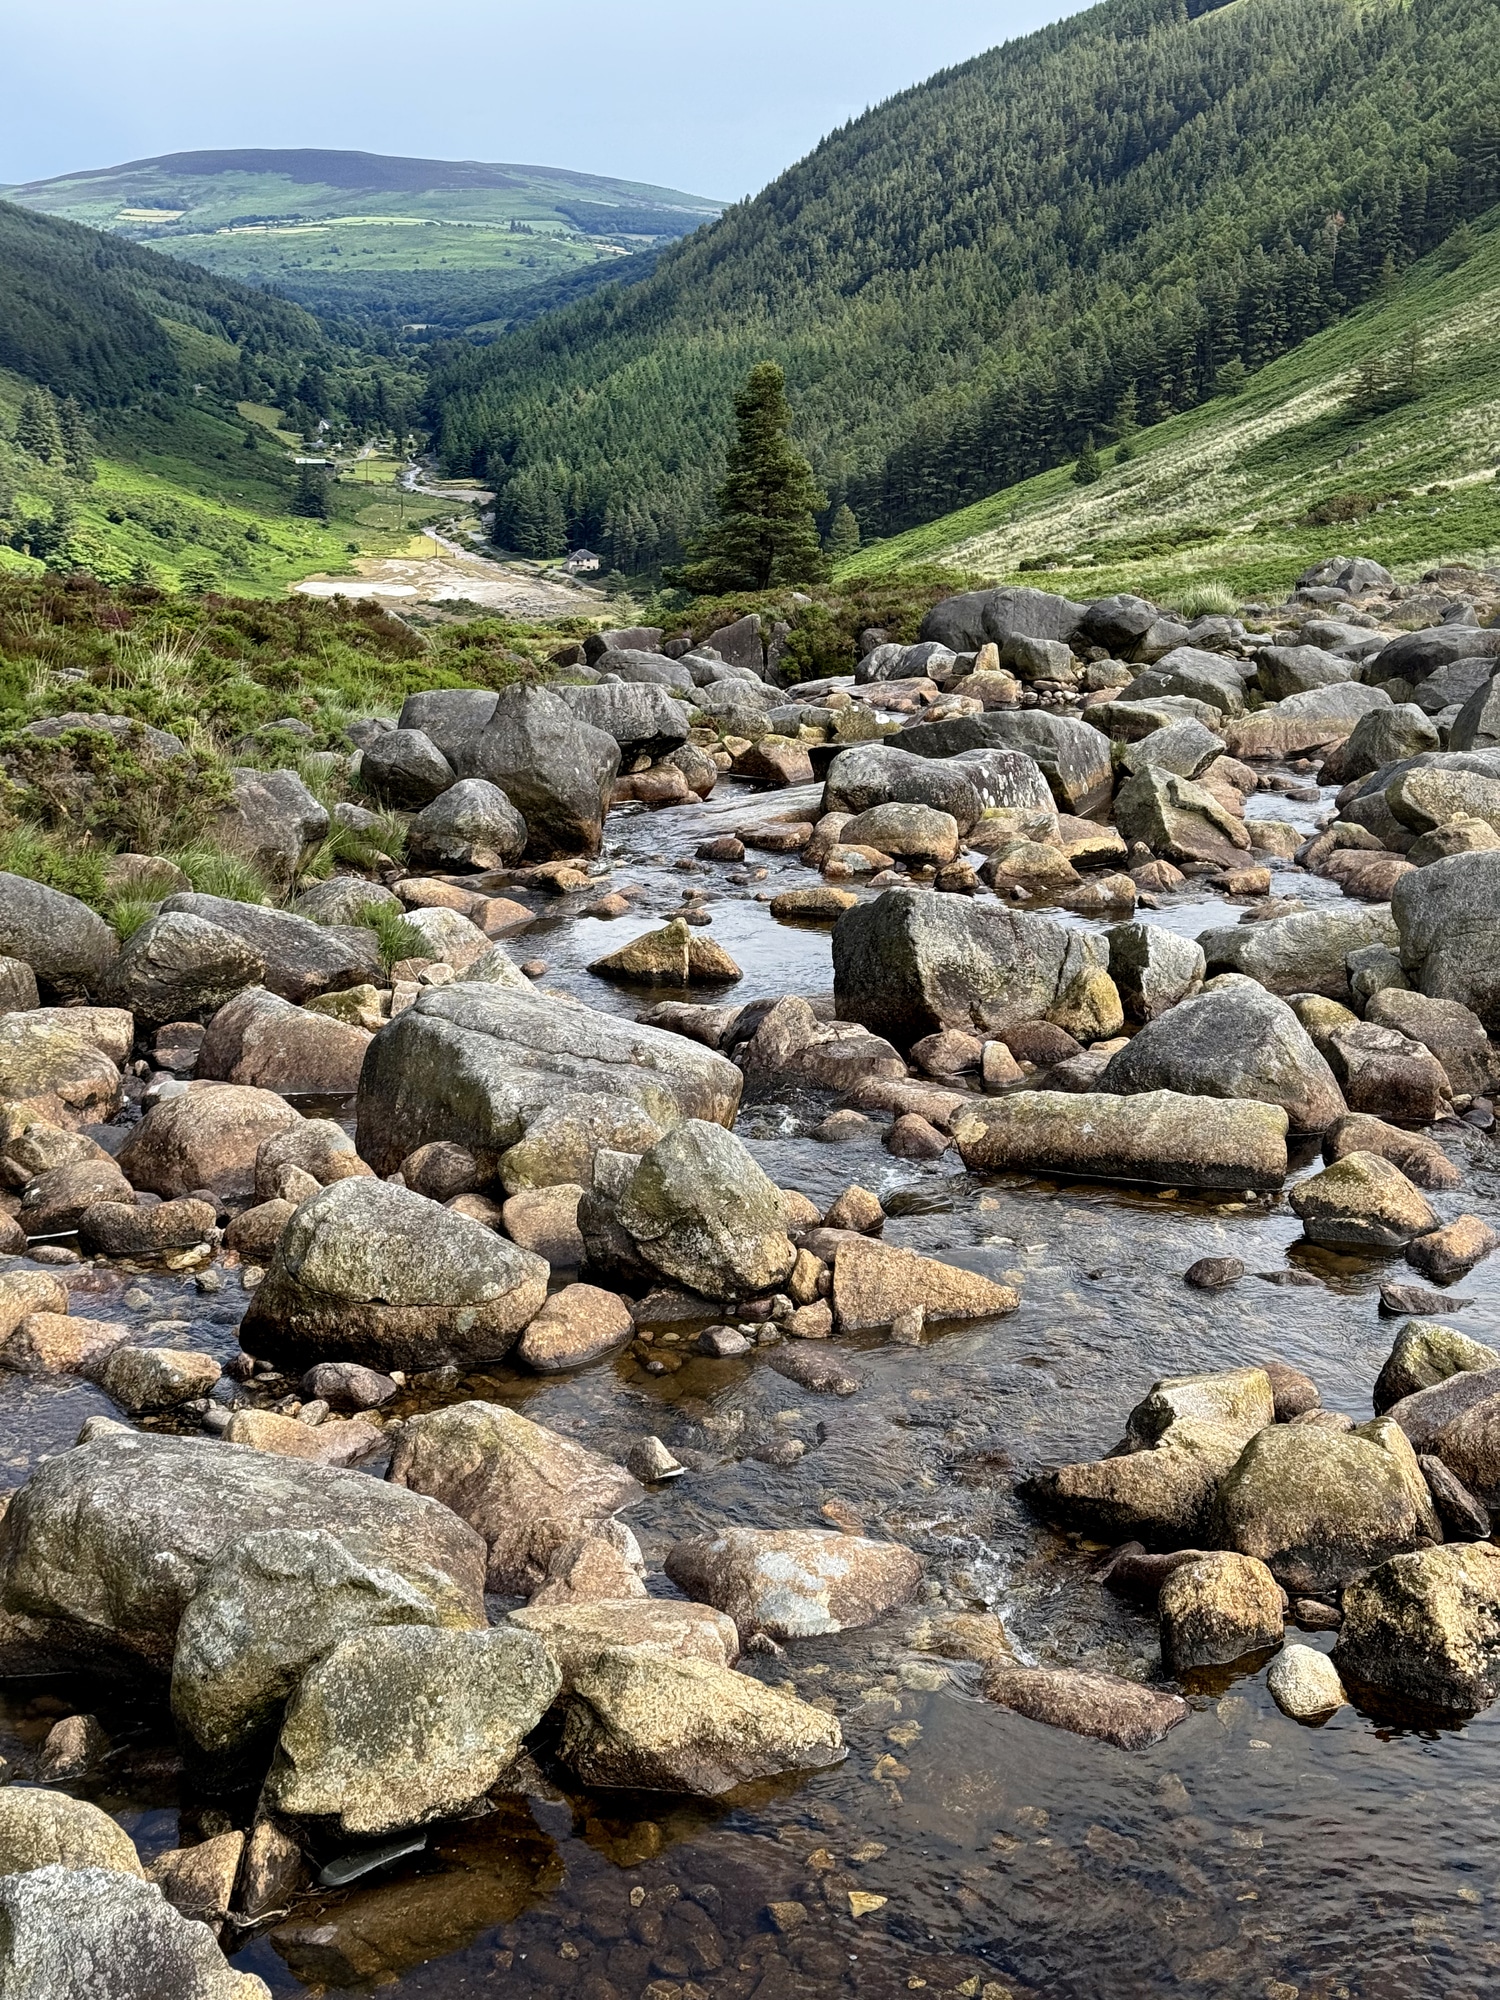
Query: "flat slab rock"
665 1526 923 1641
980 1665 1188 1748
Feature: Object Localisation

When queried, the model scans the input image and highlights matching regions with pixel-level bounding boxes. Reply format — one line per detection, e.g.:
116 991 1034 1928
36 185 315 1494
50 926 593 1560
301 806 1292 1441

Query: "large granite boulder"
954 1088 1288 1189
0 872 118 996
0 1789 143 1878
214 767 329 887
1368 626 1500 685
1158 1551 1284 1671
822 743 988 829
1365 988 1493 1096
1198 904 1399 1001
196 986 370 1095
1334 1543 1500 1711
1099 978 1345 1131
1322 704 1440 784
1126 645 1250 715
665 1527 922 1640
395 688 500 769
358 727 455 808
1374 1320 1500 1412
894 710 1112 816
1113 767 1251 866
1222 684 1391 760
1106 922 1206 1022
832 889 1107 1045
0 1429 486 1675
1449 667 1500 751
919 585 1086 652
0 1011 123 1128
356 984 741 1192
240 1178 548 1374
117 1083 302 1199
612 1121 795 1299
405 778 527 871
0 1866 268 1998
1393 850 1500 1030
102 911 265 1027
1289 1151 1438 1249
468 686 620 858
554 682 690 758
158 895 379 1004
1253 644 1357 701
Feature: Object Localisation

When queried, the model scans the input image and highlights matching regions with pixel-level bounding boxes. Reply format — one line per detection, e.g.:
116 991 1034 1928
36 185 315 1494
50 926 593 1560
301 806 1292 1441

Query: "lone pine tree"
671 362 827 593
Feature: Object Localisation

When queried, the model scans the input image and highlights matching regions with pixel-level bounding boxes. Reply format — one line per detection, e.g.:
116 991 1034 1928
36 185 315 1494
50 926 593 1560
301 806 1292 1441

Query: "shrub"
0 822 108 907
0 723 234 854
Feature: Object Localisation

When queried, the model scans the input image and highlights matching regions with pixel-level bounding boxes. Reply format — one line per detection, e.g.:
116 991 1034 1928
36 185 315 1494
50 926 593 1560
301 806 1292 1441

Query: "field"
843 216 1500 605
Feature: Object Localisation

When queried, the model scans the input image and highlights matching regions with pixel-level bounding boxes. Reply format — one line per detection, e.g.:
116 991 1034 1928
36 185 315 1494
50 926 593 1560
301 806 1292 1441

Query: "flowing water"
6 777 1500 2000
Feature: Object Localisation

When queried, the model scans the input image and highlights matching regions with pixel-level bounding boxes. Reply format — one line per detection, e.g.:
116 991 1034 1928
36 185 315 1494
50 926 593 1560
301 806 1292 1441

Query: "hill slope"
425 0 1500 573
844 211 1500 602
3 149 722 332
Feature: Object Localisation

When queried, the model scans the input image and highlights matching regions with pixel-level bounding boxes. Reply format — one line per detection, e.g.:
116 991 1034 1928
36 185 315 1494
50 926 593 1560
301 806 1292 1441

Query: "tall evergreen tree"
291 462 331 520
15 387 64 464
827 503 861 564
57 397 96 481
1071 433 1103 486
670 363 827 594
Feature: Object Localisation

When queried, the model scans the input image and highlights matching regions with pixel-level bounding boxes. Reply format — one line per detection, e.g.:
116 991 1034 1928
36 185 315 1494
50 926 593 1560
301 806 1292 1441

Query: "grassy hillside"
426 0 1500 576
3 149 722 333
844 213 1500 602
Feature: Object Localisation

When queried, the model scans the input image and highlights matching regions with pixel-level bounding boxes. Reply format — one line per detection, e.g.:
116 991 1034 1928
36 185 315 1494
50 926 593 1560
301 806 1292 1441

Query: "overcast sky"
3 0 1079 202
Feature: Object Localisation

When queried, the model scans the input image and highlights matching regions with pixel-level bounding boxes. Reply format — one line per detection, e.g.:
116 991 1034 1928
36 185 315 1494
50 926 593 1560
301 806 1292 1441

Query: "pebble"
1184 1256 1245 1290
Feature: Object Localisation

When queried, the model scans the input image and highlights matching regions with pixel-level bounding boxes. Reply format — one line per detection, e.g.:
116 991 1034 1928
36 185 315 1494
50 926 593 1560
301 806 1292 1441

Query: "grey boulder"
613 1120 796 1299
554 682 691 758
894 710 1112 816
1106 921 1205 1022
406 778 528 871
102 913 264 1027
0 1866 268 1999
358 726 455 808
159 894 380 1005
0 872 118 996
1393 850 1500 1029
215 768 328 887
1198 903 1399 1001
469 686 620 858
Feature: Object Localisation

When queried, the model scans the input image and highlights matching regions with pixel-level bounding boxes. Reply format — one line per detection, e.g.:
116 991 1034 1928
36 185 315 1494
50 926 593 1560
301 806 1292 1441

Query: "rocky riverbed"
1 564 1500 1997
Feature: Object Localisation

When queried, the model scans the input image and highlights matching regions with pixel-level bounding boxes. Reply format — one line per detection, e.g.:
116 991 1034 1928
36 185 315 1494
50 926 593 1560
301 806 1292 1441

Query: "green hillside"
2 149 722 332
844 213 1500 601
425 0 1500 576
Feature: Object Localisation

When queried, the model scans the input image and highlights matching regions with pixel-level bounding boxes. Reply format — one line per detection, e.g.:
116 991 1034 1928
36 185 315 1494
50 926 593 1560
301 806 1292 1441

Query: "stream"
6 772 1499 2000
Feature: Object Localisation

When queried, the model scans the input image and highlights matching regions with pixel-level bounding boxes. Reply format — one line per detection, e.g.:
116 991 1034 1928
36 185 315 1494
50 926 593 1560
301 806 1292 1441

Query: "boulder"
979 1667 1186 1748
515 1284 633 1371
1425 1389 1500 1504
101 1347 221 1416
0 957 38 1016
555 682 691 757
0 1866 269 1998
102 913 263 1027
665 1527 922 1640
0 871 118 996
1321 1112 1460 1191
1321 704 1440 784
158 894 379 1005
823 743 986 829
830 1235 1019 1330
1374 1320 1500 1412
1384 1368 1500 1454
1450 666 1500 750
1099 980 1344 1132
1212 1419 1441 1594
1393 850 1500 1029
1198 904 1399 1001
117 1084 301 1200
240 1178 548 1375
612 1121 795 1299
359 727 455 808
395 687 500 769
1125 1366 1275 1448
300 1360 398 1411
1105 922 1206 1023
0 1014 121 1129
1119 718 1226 780
388 1401 640 1594
1334 1543 1500 1711
1078 593 1159 653
1158 1551 1284 1670
1113 767 1251 867
955 1088 1288 1189
196 986 370 1095
1222 684 1391 760
292 876 401 926
1022 1418 1247 1547
0 1309 128 1377
468 686 619 858
268 1624 559 1833
557 1650 843 1794
839 802 960 865
832 889 1107 1046
405 778 527 871
0 1789 143 1879
589 916 742 987
171 1526 479 1763
501 1184 584 1267
737 996 906 1094
1127 645 1249 714
1387 761 1500 838
1324 1020 1451 1124
0 1429 486 1675
18 1154 133 1235
215 767 329 888
354 985 741 1190
1407 1214 1496 1285
509 1598 738 1687
895 711 1112 816
254 1118 362 1198
223 1409 382 1467
1290 1152 1437 1250
1365 988 1492 1096
1254 644 1357 701
920 585 1085 652
1267 1643 1347 1719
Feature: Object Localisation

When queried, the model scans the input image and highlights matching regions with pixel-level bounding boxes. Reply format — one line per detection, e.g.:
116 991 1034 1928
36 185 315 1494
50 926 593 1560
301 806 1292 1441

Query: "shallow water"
7 775 1500 2000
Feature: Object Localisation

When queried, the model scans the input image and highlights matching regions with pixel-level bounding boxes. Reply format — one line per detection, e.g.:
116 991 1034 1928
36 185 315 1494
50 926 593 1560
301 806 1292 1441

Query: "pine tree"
57 397 95 481
1111 384 1139 461
291 463 331 520
827 503 861 564
1214 358 1247 398
1071 433 1103 486
671 363 827 593
15 387 64 465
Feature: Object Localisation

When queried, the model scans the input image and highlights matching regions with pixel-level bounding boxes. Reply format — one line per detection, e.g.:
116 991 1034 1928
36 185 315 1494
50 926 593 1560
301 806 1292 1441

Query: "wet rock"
885 1111 950 1157
1365 989 1493 1097
1099 980 1344 1132
19 1154 134 1235
501 1183 584 1267
356 985 742 1189
613 1121 795 1299
832 888 1107 1046
698 1323 752 1357
0 1309 128 1378
1158 1551 1284 1670
1383 1368 1500 1453
1262 1358 1321 1420
665 1527 921 1640
469 686 620 858
955 1088 1288 1189
1212 1418 1440 1595
527 1520 647 1603
1334 1543 1500 1711
241 1178 548 1375
223 1409 383 1467
1267 1643 1347 1720
268 1624 559 1833
405 777 527 871
557 1650 844 1794
0 1865 269 1997
840 803 961 865
1420 1454 1491 1539
102 913 264 1028
831 1235 1018 1330
79 1197 218 1257
896 709 1113 816
0 1429 485 1675
1199 903 1399 1001
196 986 371 1095
1023 1419 1247 1547
769 1343 863 1395
158 894 380 1005
590 916 742 987
1126 1366 1275 1449
400 1140 483 1202
359 726 455 808
1106 922 1206 1023
38 1711 109 1778
1185 1256 1244 1290
1380 1278 1463 1316
0 871 119 997
1323 1021 1451 1125
224 1200 295 1263
388 1401 640 1595
510 1598 738 1688
1113 767 1251 867
516 1284 634 1372
979 1666 1187 1748
1322 1113 1461 1191
0 1788 142 1877
1392 850 1500 1029
148 1830 244 1930
1290 1152 1438 1250
300 1361 397 1411
738 996 907 1094
1407 1214 1496 1284
117 1084 302 1200
215 767 328 887
101 1346 221 1415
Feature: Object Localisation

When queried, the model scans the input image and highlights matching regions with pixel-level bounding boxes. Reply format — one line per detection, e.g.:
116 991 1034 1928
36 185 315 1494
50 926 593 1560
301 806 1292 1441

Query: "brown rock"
1407 1216 1497 1285
509 1597 737 1688
885 1113 951 1158
769 1343 863 1395
224 1199 296 1263
0 1270 69 1340
78 1198 217 1257
1158 1551 1284 1671
149 1831 245 1930
589 916 742 986
1321 1113 1461 1191
19 1157 134 1236
501 1184 585 1267
1 1311 127 1378
822 1185 885 1234
833 1236 1019 1330
197 987 371 1095
516 1284 633 1372
224 1408 383 1466
1289 1152 1438 1250
117 1085 302 1200
399 1141 483 1203
665 1526 921 1639
1261 1358 1321 1420
980 1666 1187 1748
910 1029 984 1077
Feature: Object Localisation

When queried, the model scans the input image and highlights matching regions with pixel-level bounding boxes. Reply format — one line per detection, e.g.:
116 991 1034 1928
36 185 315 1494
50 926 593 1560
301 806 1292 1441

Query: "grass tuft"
357 900 427 974
166 842 273 905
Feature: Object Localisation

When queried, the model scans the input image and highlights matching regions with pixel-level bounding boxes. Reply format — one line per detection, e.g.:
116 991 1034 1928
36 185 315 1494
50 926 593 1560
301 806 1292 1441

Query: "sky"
1 0 1078 203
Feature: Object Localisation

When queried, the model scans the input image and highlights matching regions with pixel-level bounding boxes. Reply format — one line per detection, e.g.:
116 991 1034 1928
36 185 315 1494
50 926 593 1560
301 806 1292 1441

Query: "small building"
565 548 601 573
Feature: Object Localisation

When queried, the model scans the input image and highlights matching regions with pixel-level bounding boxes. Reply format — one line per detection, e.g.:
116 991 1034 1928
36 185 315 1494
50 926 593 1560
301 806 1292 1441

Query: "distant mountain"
2 148 722 331
423 0 1500 574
